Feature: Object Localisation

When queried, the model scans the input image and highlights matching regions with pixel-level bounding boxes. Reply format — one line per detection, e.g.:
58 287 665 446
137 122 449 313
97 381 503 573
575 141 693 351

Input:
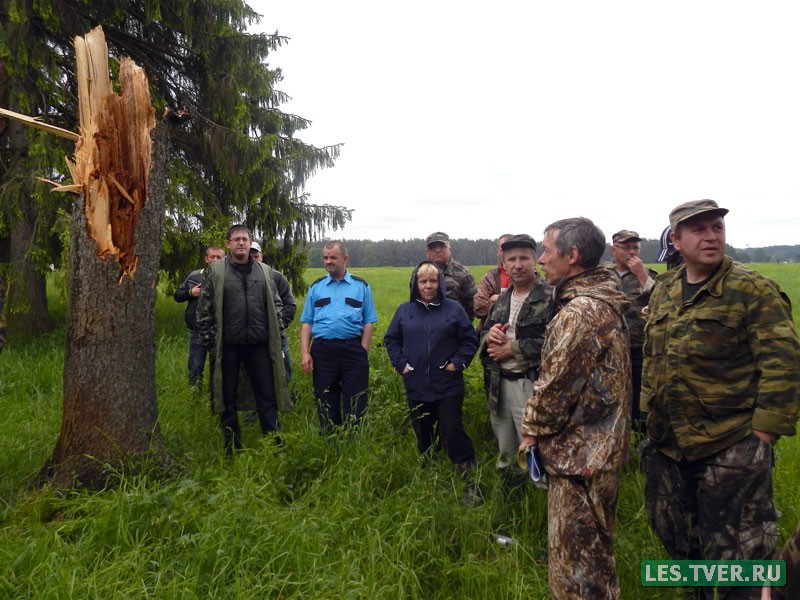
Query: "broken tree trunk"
43 26 169 489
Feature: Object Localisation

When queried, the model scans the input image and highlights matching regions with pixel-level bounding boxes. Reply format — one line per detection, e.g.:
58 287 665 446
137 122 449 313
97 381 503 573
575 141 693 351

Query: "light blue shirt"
300 271 378 340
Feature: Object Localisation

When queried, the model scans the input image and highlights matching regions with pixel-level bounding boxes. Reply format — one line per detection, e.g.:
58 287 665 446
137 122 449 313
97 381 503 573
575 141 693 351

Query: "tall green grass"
0 263 798 598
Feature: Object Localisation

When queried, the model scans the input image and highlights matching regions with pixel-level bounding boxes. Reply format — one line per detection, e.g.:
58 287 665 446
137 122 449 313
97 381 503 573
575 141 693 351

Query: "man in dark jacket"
196 225 290 455
480 234 551 480
384 261 481 505
250 241 296 382
174 245 225 388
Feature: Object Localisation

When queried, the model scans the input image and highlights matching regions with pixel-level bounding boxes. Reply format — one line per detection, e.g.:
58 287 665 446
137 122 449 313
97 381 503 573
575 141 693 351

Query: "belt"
500 369 527 381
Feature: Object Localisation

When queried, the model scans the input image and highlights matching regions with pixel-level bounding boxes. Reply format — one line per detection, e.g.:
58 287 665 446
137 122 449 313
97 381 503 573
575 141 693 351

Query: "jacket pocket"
689 309 744 361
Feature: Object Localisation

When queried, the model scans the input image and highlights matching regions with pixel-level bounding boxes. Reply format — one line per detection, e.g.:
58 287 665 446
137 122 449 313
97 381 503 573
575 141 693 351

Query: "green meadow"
1 263 799 599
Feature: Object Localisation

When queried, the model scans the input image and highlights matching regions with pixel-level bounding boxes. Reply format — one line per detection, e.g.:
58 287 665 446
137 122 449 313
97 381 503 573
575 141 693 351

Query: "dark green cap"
669 199 729 231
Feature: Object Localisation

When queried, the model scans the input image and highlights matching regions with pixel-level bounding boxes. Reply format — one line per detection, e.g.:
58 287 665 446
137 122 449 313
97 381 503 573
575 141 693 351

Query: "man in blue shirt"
300 241 378 432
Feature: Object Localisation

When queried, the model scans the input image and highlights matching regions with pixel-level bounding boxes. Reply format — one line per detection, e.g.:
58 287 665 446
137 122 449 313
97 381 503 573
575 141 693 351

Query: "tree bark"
1 107 55 338
43 28 168 489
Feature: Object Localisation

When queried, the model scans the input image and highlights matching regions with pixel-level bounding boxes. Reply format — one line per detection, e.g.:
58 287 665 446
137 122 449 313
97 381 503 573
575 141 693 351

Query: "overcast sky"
248 1 800 249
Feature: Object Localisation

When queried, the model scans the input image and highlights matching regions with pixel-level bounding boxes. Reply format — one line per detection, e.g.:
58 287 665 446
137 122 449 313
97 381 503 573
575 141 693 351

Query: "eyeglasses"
613 244 641 251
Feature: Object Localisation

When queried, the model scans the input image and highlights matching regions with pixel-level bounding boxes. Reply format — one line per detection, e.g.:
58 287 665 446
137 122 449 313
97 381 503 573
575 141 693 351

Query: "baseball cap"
501 234 537 251
425 232 450 248
669 199 729 231
612 230 641 244
657 226 674 262
250 241 262 253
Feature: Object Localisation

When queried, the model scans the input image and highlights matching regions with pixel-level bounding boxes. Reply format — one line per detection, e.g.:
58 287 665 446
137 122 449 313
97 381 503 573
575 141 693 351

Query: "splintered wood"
59 26 156 279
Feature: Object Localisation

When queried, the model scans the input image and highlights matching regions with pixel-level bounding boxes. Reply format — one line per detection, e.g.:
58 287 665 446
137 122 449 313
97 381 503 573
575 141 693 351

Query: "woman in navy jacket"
384 261 481 504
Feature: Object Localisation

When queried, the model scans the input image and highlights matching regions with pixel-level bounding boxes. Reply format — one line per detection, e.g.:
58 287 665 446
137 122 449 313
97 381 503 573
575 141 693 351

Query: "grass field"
1 263 799 598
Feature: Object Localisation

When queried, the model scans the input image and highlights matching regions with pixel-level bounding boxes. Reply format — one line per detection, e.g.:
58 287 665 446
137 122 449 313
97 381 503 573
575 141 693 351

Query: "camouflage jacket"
642 256 800 461
521 267 632 477
474 265 510 332
479 278 551 415
605 264 657 348
442 258 477 320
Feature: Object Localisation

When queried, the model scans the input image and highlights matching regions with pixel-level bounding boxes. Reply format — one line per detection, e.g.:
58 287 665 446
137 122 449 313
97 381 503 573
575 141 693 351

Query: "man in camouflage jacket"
520 218 631 600
641 200 800 600
473 233 512 332
479 234 551 474
420 232 477 320
607 229 658 432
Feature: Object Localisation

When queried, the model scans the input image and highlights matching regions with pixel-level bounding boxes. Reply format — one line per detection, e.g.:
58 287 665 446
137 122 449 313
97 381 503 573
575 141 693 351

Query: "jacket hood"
410 261 447 304
552 266 630 319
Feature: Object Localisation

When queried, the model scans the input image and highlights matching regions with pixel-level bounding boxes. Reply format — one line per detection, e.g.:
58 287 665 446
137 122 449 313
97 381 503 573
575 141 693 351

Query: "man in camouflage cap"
419 232 477 320
607 229 658 433
641 199 800 600
519 217 631 599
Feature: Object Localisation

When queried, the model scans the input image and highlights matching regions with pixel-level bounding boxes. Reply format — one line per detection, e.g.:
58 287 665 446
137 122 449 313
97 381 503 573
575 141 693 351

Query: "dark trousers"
630 346 646 433
188 331 208 386
220 343 278 451
407 395 475 466
281 336 292 383
310 337 369 431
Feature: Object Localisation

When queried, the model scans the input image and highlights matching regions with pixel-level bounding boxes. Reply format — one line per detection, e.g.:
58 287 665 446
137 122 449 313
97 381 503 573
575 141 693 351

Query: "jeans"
188 331 208 386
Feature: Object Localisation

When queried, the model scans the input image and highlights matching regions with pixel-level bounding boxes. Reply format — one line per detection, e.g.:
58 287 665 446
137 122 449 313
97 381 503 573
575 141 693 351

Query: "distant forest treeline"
304 238 800 268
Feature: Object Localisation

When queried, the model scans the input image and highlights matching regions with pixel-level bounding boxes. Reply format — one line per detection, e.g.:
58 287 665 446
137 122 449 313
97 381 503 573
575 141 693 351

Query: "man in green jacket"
480 234 550 480
196 224 291 455
641 199 800 600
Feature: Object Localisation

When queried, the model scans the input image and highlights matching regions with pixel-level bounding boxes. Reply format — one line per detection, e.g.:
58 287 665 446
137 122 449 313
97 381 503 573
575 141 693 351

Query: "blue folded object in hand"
527 446 544 482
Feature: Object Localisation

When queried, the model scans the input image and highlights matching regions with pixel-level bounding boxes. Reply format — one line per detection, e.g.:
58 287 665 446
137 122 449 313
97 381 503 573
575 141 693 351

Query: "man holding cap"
641 199 800 598
480 234 551 483
608 229 657 433
422 232 477 320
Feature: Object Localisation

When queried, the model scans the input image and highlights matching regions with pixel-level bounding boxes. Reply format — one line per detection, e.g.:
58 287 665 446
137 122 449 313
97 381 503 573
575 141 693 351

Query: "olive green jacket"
479 277 551 415
196 257 292 416
642 256 800 461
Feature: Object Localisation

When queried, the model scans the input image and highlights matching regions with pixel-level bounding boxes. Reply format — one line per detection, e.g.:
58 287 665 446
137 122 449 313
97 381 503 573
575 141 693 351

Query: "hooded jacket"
521 267 632 477
384 262 478 402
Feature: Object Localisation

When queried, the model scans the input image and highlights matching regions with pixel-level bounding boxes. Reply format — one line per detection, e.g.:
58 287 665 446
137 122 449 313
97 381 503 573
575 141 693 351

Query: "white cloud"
249 0 800 247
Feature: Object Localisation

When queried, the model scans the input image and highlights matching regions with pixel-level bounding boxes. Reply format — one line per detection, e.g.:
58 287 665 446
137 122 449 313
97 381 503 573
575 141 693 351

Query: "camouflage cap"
612 230 641 244
669 199 729 231
501 234 537 251
425 231 450 247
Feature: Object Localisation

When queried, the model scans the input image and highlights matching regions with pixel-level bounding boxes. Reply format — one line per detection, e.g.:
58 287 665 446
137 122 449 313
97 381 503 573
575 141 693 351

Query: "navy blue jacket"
384 262 478 402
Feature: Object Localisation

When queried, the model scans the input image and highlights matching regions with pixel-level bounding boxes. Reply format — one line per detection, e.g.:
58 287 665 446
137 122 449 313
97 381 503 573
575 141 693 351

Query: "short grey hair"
543 217 606 268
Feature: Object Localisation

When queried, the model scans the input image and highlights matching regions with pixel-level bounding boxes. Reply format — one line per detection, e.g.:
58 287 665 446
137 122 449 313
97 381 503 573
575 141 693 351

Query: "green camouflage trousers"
547 471 620 599
641 434 779 600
